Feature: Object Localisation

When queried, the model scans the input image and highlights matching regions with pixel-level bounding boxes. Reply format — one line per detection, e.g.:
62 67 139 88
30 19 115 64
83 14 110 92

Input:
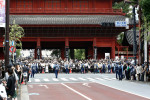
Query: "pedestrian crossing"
34 79 40 82
29 77 116 83
43 79 49 82
61 78 69 81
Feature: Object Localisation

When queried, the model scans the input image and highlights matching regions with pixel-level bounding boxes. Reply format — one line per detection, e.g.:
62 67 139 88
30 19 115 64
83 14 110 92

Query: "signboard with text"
115 21 127 27
115 18 129 29
0 0 5 27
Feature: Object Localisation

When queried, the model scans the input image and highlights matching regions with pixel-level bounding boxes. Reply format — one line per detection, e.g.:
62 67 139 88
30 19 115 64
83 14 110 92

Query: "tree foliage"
16 49 21 58
51 49 61 57
113 1 131 17
74 49 85 60
140 0 150 21
113 0 150 41
117 32 124 45
140 17 150 41
9 20 25 48
139 0 150 41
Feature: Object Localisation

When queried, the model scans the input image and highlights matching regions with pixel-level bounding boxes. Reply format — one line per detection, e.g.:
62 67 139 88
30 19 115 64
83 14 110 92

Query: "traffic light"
101 22 115 27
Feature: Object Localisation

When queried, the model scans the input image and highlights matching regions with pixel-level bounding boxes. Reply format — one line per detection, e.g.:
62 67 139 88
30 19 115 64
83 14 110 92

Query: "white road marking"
61 78 69 81
28 79 31 82
29 93 40 95
39 84 49 89
103 77 113 81
95 78 105 81
87 78 95 80
28 85 33 88
61 83 92 100
43 79 50 82
82 83 91 88
69 78 78 81
34 79 40 82
52 78 59 81
78 78 86 81
112 78 116 80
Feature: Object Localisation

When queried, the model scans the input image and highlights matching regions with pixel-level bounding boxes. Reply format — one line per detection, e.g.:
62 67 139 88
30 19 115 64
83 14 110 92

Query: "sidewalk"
18 84 29 100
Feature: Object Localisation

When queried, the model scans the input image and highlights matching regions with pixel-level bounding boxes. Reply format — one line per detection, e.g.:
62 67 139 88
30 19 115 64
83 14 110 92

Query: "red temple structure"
0 0 134 60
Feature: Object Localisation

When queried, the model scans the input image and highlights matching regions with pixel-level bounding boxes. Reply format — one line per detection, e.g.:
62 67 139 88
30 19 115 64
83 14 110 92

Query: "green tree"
113 1 131 17
140 0 150 21
16 49 21 58
9 20 25 61
139 0 150 41
9 20 25 49
74 49 85 60
51 49 61 57
117 32 124 45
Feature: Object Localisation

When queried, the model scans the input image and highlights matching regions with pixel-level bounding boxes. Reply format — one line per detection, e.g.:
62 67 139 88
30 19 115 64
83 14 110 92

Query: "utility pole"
5 0 10 68
133 6 137 66
138 2 142 65
124 0 137 65
147 20 149 67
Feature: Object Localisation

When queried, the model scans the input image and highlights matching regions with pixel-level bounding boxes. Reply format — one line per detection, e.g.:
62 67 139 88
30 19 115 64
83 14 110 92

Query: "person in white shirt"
0 80 7 100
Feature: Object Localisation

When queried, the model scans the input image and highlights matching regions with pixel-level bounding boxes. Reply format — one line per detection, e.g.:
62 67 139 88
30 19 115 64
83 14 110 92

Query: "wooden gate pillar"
35 38 41 59
111 41 115 59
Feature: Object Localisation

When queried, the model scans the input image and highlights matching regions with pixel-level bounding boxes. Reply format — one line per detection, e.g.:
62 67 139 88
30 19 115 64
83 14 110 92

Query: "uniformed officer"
81 62 85 74
54 62 60 78
65 61 69 74
94 62 98 74
31 63 36 78
102 63 106 73
115 63 119 79
118 63 123 80
108 63 111 73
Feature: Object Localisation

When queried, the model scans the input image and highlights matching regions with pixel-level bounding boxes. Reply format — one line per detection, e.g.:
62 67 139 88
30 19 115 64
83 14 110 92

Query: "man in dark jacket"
115 64 119 79
6 68 16 99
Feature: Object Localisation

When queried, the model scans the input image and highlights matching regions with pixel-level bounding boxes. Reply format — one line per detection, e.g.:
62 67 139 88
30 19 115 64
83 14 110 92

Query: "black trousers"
125 70 130 80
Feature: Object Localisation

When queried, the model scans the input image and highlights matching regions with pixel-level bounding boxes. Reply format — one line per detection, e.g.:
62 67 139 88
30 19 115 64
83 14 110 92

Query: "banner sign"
0 0 5 27
115 21 127 27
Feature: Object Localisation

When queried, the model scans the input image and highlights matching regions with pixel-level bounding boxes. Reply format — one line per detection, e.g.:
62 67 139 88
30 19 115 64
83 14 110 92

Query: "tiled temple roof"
125 30 139 45
10 15 133 25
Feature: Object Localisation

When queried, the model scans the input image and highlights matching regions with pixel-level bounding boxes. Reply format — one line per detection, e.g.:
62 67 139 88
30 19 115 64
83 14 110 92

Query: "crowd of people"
0 58 150 99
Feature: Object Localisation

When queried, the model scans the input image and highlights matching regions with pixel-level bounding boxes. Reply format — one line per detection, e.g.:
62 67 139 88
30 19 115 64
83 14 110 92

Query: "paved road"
28 73 116 84
21 73 150 100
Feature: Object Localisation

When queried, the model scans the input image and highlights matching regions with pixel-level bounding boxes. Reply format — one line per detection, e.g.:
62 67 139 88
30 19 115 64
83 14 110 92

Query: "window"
45 0 61 8
73 0 89 8
16 0 32 8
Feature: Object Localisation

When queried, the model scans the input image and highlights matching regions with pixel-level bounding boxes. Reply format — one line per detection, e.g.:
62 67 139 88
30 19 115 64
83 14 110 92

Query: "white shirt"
0 83 7 99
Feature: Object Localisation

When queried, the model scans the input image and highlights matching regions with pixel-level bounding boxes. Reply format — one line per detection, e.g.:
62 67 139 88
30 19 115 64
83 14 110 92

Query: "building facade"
0 0 133 59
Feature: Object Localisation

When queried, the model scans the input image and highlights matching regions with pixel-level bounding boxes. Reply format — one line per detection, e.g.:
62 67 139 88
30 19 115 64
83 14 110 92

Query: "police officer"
65 61 69 74
102 63 106 73
31 63 36 78
54 62 60 78
118 63 123 80
115 63 119 79
108 63 111 73
81 62 85 74
94 62 98 74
